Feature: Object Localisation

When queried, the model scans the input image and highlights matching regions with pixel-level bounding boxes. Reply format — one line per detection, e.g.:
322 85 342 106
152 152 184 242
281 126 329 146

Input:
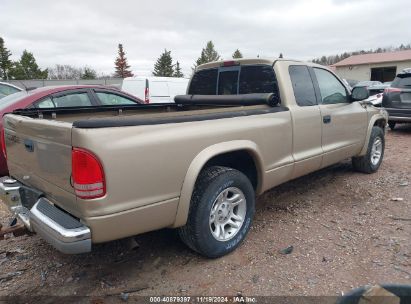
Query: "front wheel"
388 121 396 130
178 166 255 258
352 126 385 174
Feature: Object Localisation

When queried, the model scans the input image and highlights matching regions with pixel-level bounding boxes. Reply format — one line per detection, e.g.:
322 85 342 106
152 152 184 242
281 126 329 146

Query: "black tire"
388 121 396 130
352 126 385 174
178 166 255 258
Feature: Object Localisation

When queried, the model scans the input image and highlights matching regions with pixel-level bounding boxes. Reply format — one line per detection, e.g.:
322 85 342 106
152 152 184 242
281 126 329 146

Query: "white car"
365 84 390 106
0 82 22 99
121 76 189 103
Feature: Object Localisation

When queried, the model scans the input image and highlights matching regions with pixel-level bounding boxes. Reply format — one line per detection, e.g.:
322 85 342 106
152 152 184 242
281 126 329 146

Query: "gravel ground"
0 125 410 299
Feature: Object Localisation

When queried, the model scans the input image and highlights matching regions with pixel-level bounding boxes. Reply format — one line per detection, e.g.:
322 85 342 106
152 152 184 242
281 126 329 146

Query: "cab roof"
196 58 325 71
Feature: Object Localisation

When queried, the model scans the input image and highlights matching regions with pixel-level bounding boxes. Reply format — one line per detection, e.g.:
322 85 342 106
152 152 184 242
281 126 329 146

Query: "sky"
1 0 411 77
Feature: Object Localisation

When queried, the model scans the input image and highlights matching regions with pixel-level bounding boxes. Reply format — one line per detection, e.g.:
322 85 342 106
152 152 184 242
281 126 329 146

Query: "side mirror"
351 86 369 101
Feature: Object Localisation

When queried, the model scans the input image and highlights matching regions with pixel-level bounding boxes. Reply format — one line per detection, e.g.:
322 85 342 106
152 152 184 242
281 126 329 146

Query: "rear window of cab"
188 65 279 96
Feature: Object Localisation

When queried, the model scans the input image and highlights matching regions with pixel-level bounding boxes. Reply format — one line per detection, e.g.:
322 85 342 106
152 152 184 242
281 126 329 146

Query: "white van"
121 76 189 103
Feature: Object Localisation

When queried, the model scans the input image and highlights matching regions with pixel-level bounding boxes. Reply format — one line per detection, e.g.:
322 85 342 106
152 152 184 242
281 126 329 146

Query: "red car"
0 85 143 176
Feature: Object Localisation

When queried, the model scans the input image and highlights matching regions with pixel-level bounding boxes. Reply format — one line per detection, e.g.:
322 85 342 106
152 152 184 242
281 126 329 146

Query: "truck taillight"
1 129 6 160
144 87 150 104
72 148 105 199
384 87 401 94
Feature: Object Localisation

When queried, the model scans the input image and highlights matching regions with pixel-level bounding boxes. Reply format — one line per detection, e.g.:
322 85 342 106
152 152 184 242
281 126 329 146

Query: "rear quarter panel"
72 111 293 222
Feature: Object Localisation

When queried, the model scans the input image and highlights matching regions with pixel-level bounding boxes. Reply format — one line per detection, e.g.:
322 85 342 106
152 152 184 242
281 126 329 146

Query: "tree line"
3 35 411 80
1 37 246 80
0 37 100 80
115 41 245 78
312 43 411 66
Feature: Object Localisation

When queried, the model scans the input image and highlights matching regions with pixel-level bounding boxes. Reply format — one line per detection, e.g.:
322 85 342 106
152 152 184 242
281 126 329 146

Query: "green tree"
153 49 174 77
81 67 97 79
232 49 243 59
0 37 13 80
114 44 134 78
9 50 47 79
193 41 221 69
173 61 184 77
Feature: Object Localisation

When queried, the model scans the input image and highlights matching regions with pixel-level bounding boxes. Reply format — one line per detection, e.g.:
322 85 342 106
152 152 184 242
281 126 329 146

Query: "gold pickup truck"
0 59 388 258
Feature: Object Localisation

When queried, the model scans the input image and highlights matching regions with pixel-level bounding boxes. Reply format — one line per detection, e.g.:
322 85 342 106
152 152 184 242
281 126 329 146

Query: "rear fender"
171 140 263 228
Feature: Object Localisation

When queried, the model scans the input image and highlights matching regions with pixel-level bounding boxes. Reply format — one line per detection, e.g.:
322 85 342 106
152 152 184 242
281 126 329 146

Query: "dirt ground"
0 125 410 299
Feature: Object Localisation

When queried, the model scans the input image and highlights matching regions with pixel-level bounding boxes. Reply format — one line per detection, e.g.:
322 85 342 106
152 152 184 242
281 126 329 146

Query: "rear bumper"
0 177 91 254
388 116 411 122
384 107 411 122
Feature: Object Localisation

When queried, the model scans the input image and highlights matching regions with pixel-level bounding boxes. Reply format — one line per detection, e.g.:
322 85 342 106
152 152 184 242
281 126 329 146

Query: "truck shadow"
389 123 411 134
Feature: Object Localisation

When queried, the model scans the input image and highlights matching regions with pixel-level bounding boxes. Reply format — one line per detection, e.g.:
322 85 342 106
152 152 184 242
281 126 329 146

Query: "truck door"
311 67 368 168
288 65 323 178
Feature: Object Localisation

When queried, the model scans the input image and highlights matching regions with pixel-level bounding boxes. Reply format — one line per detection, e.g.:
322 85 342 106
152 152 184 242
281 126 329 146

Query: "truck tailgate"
3 114 78 215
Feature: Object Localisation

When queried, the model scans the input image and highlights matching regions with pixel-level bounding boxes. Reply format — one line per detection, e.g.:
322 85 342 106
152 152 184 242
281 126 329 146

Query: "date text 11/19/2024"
149 296 257 303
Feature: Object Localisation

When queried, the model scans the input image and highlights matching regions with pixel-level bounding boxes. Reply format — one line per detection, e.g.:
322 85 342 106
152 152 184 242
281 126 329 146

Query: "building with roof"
332 50 411 83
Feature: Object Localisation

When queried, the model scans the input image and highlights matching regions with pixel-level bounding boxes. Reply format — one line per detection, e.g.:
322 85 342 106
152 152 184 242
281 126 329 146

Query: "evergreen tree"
232 49 243 59
153 49 174 77
194 50 207 68
173 61 184 77
279 53 283 58
0 37 13 80
193 41 221 69
81 67 97 79
114 44 134 78
9 50 47 79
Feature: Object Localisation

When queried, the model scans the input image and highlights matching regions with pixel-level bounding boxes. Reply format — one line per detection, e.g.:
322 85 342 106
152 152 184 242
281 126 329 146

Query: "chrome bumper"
0 177 91 254
388 116 411 122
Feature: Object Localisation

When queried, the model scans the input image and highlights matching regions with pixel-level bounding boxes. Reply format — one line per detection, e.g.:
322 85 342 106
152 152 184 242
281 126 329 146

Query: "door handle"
323 115 331 124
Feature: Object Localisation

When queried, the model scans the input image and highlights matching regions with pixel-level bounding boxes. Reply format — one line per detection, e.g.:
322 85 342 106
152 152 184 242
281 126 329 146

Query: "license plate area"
19 186 43 210
401 93 411 103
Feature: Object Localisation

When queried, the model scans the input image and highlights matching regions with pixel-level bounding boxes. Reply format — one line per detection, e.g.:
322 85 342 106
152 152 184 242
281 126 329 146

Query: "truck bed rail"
10 93 279 120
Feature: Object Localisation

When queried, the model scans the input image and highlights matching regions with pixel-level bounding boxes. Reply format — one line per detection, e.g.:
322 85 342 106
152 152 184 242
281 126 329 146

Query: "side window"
314 68 348 104
239 65 278 94
0 84 20 96
96 92 137 105
289 65 317 106
53 93 93 107
35 97 55 108
188 68 218 95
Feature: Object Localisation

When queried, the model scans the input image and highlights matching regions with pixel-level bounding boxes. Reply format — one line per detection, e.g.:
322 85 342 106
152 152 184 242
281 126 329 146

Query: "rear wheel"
388 121 396 130
352 126 385 174
178 166 255 258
